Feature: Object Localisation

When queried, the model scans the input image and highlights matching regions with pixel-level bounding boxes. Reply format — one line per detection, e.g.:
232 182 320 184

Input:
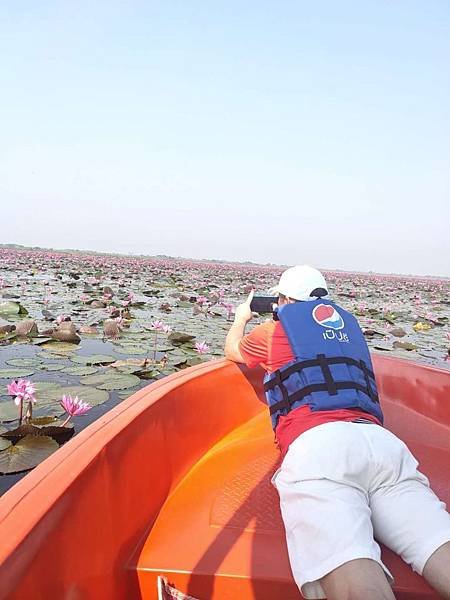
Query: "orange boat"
0 355 448 600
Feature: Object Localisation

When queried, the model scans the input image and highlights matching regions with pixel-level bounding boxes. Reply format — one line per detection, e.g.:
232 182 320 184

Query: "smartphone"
250 296 278 313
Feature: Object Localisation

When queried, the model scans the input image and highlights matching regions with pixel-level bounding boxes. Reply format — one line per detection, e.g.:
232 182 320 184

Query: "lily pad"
33 337 54 345
70 354 116 365
80 371 140 390
67 384 110 406
62 366 99 376
168 331 196 344
0 302 28 316
113 344 148 355
0 368 35 379
36 384 109 408
39 424 74 444
30 416 61 426
393 341 418 351
389 328 407 338
0 438 11 451
38 352 65 360
6 357 42 367
15 319 39 337
40 363 66 371
0 399 20 422
40 341 79 353
0 435 58 474
1 424 42 443
33 382 64 398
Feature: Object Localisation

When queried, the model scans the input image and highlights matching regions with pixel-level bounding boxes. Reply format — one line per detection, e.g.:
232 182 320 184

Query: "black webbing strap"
264 355 376 392
360 359 377 402
269 380 379 415
272 369 291 413
317 353 337 395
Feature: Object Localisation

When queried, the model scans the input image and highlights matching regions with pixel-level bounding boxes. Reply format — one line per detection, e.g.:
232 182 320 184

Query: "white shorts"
271 421 450 599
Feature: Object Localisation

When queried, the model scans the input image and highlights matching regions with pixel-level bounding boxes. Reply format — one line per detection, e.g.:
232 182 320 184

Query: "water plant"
7 379 36 425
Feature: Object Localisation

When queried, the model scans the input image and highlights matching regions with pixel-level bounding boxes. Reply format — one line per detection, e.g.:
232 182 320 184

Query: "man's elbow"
224 343 245 363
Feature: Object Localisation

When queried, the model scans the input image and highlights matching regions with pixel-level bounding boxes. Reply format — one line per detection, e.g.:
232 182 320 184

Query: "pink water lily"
60 395 92 426
60 395 91 416
115 316 125 330
162 324 172 334
7 379 36 406
7 379 36 425
195 341 210 354
221 302 235 319
55 314 69 324
149 320 164 331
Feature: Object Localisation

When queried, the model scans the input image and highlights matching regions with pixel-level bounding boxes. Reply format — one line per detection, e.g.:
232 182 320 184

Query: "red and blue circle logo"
312 304 344 330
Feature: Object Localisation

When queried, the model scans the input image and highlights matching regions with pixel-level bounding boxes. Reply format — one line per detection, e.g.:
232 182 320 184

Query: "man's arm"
224 291 253 363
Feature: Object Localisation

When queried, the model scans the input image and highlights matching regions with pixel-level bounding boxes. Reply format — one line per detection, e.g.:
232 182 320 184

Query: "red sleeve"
238 323 270 369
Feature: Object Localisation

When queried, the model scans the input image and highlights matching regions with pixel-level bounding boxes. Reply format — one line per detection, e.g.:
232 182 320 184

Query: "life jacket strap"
265 354 380 417
264 355 376 392
268 380 380 416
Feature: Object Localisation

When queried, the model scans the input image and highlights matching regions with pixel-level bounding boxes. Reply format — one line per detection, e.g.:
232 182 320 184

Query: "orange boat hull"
0 355 449 599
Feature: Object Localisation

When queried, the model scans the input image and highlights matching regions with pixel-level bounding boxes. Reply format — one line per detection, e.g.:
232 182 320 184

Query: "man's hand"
224 290 254 363
233 290 254 325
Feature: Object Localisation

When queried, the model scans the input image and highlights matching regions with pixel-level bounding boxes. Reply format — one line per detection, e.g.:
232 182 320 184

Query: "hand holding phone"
250 296 278 314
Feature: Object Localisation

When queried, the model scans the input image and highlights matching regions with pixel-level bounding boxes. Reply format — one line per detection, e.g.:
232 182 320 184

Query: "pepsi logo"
312 304 344 330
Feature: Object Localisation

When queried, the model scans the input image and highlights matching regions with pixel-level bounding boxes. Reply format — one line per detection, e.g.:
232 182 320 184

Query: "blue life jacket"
264 299 383 429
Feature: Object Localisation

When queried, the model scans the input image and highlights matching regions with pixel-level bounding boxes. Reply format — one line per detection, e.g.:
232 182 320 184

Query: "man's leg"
369 430 450 600
321 558 396 600
422 541 450 600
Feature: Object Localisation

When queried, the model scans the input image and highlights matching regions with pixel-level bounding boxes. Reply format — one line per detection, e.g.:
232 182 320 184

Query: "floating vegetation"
0 247 449 491
0 435 58 474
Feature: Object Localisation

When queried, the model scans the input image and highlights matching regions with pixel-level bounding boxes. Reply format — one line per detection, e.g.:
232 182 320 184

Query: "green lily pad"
32 337 54 345
0 435 58 474
0 368 35 379
38 352 66 360
114 365 141 374
117 388 140 399
0 302 28 316
40 341 79 353
62 366 99 376
0 438 11 451
168 331 196 344
30 416 61 426
6 358 42 367
62 384 109 407
80 371 140 390
113 344 148 355
40 363 66 371
70 354 116 365
393 341 418 351
33 382 63 398
36 384 109 408
0 399 20 422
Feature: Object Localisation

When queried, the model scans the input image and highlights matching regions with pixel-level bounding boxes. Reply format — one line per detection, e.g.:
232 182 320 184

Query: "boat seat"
135 400 449 600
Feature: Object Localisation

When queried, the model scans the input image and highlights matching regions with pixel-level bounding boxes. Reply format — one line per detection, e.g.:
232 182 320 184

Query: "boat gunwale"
0 358 239 554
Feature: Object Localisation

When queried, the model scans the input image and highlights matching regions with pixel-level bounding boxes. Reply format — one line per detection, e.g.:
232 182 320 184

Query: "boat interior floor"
133 400 450 600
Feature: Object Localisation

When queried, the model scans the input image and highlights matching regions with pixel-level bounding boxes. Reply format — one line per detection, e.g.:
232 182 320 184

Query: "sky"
1 1 449 276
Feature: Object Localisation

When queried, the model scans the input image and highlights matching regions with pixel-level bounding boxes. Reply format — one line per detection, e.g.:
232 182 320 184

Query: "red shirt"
239 320 380 456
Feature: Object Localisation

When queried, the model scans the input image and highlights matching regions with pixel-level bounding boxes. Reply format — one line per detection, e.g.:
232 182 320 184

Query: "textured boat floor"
135 402 448 600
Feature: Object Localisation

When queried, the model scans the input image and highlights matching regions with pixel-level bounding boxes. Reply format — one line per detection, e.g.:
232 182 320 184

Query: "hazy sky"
1 1 449 276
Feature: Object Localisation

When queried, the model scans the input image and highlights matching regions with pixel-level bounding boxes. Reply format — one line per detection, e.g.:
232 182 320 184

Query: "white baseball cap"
271 265 328 301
